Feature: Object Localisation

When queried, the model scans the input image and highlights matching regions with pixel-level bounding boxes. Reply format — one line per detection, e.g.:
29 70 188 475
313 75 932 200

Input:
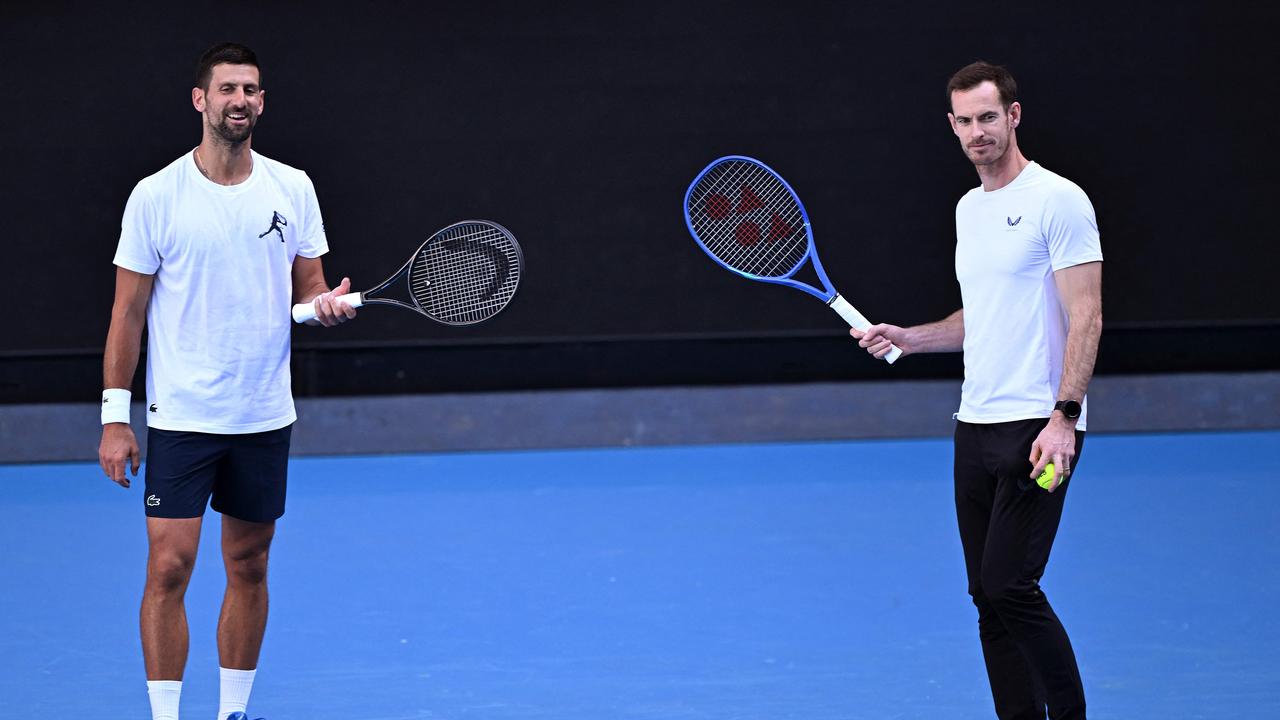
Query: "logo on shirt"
1006 216 1022 227
149 403 158 413
258 211 289 242
146 495 161 507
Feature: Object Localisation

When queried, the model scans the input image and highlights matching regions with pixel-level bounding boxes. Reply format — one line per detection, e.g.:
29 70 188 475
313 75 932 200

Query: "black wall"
3 1 1277 401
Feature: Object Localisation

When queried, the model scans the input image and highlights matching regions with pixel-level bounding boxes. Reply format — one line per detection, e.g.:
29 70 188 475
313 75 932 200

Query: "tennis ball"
1036 463 1055 490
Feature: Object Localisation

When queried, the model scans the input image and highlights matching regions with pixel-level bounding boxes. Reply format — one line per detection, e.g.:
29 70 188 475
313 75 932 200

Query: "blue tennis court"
2 430 1276 719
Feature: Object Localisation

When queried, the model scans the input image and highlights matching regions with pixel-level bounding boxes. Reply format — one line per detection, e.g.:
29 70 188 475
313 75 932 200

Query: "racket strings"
687 161 809 278
698 163 806 275
716 167 804 273
408 223 521 325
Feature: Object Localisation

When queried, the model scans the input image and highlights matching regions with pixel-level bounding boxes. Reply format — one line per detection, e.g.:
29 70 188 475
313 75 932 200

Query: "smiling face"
948 81 1019 167
193 63 264 144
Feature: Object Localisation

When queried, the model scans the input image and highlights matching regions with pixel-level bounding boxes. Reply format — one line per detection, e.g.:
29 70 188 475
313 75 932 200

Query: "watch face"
1059 400 1082 418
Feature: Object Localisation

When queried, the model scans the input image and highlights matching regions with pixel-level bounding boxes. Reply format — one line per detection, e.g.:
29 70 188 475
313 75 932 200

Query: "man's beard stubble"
209 110 255 145
967 139 1005 167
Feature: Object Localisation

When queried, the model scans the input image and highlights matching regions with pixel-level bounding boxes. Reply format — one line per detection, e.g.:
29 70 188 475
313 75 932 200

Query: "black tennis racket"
684 156 901 363
292 220 523 326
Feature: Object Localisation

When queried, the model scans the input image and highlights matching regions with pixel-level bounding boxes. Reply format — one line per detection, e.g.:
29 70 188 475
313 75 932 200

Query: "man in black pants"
851 61 1103 719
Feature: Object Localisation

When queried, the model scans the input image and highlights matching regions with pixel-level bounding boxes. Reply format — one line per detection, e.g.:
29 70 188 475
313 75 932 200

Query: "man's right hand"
851 323 912 361
309 276 358 327
99 423 140 488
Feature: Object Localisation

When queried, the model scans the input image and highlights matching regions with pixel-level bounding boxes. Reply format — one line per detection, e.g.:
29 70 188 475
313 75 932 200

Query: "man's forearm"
1057 305 1102 405
295 281 332 304
906 309 965 353
103 313 144 389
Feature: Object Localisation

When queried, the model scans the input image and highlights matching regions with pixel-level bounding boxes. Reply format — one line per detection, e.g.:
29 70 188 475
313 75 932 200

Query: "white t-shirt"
953 162 1103 429
114 150 328 433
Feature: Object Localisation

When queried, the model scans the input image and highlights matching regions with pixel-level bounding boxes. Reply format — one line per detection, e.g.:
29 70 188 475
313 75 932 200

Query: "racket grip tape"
291 292 364 324
828 294 903 364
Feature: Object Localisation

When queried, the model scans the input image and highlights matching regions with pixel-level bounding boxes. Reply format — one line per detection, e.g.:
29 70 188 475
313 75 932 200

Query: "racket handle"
828 294 902 365
291 292 364 324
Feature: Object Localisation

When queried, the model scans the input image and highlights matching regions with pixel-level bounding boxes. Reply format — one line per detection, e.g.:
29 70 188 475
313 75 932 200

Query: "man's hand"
308 276 358 327
1029 416 1077 492
850 323 912 360
99 423 140 488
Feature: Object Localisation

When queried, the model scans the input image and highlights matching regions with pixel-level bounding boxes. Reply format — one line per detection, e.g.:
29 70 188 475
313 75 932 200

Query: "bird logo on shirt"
1006 216 1022 227
258 211 289 242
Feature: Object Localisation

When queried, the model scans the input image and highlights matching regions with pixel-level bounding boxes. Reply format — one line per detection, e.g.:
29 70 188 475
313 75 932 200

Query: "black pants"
954 419 1086 720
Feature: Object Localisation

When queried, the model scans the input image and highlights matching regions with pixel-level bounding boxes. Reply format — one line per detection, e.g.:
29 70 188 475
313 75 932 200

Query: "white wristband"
101 388 132 425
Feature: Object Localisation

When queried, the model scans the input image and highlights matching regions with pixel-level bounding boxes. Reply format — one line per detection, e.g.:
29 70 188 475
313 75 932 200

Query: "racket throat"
363 285 418 312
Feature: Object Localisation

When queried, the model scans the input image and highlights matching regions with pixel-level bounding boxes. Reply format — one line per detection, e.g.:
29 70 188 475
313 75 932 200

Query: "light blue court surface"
2 431 1277 719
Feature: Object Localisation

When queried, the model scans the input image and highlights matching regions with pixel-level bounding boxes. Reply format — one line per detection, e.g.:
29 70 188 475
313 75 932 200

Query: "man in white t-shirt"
853 62 1102 720
97 43 358 720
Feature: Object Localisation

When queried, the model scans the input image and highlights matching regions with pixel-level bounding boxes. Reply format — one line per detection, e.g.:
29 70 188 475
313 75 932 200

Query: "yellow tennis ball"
1036 462 1055 490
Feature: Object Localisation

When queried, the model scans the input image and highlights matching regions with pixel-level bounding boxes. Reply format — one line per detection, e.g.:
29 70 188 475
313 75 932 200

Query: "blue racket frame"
683 155 838 303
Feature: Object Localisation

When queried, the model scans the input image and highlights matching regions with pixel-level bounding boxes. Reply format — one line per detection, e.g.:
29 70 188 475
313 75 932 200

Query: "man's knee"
225 543 270 586
146 550 196 594
980 571 1043 611
222 515 275 587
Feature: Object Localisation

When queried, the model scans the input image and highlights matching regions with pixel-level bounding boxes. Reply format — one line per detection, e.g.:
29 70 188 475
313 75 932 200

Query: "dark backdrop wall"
2 1 1277 401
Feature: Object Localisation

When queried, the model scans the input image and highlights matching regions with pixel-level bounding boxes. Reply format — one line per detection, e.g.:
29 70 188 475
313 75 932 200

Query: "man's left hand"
1029 416 1077 492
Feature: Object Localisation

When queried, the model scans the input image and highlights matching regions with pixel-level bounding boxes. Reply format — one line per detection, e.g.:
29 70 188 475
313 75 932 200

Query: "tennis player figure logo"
257 211 288 242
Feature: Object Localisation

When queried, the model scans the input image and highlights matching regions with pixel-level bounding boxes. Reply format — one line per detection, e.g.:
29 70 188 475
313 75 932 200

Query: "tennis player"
97 43 356 720
852 61 1102 719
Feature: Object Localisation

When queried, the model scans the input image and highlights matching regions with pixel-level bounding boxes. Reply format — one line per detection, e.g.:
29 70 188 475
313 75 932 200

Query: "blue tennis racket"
683 155 901 363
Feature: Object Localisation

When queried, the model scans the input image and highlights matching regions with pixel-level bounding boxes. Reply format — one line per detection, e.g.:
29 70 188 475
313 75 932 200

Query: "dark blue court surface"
2 431 1277 719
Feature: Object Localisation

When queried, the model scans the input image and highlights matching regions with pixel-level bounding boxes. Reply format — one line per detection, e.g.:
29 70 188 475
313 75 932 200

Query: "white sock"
147 680 182 720
218 667 257 719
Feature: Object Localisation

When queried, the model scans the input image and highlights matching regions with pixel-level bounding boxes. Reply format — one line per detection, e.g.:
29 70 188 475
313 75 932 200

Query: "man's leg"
217 515 275 670
980 420 1087 720
216 515 275 719
212 424 290 718
954 422 1045 720
142 517 203 678
141 427 225 720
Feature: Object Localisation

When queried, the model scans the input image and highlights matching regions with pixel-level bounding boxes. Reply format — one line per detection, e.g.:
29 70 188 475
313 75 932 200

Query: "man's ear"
192 87 206 113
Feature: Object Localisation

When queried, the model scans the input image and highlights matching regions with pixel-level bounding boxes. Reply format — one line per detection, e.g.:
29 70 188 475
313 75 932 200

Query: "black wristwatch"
1054 399 1082 420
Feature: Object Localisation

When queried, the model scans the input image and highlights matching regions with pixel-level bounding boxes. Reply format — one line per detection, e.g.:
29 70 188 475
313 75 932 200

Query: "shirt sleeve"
296 172 329 259
1044 183 1103 271
112 181 161 274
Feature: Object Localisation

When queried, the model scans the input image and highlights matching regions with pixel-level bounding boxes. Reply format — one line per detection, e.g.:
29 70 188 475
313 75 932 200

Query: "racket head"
684 156 819 285
386 220 524 326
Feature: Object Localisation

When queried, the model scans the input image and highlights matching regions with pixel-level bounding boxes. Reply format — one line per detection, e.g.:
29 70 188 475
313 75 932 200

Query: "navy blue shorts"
143 425 292 522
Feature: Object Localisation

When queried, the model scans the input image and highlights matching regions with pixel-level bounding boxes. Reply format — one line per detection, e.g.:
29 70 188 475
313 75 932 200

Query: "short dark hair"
195 42 260 91
946 61 1017 110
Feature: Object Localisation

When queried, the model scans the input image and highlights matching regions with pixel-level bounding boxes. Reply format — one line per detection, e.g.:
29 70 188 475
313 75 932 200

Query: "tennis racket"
683 155 901 363
292 219 523 326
